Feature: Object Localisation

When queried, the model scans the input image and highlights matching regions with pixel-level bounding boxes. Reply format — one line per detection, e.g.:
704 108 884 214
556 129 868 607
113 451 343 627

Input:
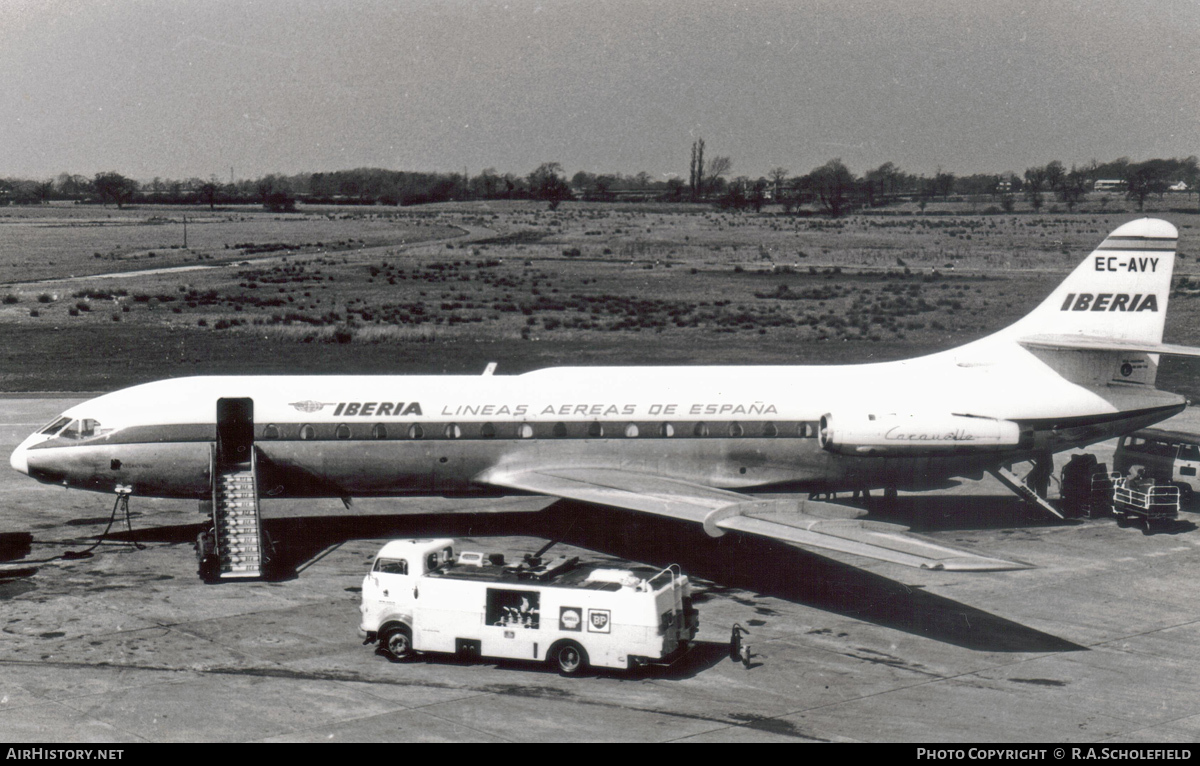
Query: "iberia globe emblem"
289 400 332 413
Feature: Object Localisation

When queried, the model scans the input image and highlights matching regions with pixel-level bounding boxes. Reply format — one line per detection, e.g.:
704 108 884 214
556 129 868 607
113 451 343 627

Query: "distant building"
1169 181 1189 192
1094 179 1126 192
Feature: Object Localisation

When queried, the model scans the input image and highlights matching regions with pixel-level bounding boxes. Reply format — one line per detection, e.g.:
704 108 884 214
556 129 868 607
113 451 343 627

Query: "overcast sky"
1 0 1197 182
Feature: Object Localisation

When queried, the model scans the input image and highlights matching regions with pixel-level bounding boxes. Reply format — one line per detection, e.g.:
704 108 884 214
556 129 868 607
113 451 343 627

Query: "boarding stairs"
989 464 1065 519
211 451 265 579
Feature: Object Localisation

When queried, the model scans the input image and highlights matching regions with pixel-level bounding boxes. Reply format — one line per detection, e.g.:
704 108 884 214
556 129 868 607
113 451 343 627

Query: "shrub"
2 294 18 304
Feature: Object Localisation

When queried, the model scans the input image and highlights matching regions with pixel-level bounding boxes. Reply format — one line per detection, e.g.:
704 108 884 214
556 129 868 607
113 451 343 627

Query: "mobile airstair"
199 398 266 580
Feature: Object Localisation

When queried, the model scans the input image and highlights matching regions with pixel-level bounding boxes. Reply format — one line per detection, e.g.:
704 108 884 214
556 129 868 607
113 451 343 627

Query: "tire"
380 624 413 659
1116 513 1130 528
553 641 588 676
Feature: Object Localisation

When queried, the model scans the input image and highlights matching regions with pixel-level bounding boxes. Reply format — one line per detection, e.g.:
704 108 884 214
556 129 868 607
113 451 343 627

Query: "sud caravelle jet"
11 218 1200 579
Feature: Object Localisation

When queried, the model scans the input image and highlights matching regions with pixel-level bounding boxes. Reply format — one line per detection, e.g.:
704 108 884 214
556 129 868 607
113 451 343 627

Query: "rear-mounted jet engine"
819 412 1027 456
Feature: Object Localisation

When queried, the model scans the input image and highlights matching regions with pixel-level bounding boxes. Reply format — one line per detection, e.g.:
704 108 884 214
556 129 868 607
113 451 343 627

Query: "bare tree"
689 139 705 201
806 159 858 218
198 179 221 210
705 156 733 191
93 172 137 208
768 167 789 202
527 162 572 209
1024 166 1048 211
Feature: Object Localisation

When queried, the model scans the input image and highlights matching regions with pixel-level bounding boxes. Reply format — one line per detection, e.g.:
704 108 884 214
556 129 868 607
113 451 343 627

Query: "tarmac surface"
3 397 1200 743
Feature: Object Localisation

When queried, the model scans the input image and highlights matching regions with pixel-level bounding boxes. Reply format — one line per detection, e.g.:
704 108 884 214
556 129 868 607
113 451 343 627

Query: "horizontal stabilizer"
480 466 1029 572
1018 334 1200 358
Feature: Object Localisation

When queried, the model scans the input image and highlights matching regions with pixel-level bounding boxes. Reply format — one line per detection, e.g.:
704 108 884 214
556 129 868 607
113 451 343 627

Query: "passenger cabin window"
762 422 778 437
480 422 496 438
728 422 743 437
625 423 639 438
408 424 424 439
552 422 568 438
587 422 604 438
518 424 534 439
660 423 675 437
444 423 462 439
373 557 407 575
694 422 709 437
262 424 280 439
372 424 387 439
335 424 351 440
300 424 316 440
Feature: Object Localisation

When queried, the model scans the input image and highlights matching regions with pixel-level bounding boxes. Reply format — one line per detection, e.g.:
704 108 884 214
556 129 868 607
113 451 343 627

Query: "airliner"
11 218 1199 578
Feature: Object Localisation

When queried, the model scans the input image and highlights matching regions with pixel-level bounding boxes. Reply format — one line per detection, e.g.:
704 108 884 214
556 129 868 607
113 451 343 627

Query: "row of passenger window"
260 421 821 441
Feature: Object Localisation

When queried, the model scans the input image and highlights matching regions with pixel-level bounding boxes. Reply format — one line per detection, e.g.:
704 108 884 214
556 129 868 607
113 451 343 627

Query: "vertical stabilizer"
999 218 1178 345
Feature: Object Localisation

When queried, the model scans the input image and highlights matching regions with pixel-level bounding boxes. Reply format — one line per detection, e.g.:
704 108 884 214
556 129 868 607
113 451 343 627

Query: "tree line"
1 151 1196 217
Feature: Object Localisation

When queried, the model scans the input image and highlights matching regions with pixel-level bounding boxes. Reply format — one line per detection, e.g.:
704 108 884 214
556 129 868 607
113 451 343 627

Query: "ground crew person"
730 623 748 662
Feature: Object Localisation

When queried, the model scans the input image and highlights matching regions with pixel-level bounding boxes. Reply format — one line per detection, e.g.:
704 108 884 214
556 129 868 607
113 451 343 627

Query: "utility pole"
183 215 188 249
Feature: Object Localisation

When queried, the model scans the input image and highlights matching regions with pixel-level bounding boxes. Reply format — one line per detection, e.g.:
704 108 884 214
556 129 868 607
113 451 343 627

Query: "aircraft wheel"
552 641 588 676
381 625 413 659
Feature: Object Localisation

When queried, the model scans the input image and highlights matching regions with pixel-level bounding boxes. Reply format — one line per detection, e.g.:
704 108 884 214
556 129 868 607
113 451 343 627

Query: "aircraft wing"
479 467 1029 571
1018 335 1200 358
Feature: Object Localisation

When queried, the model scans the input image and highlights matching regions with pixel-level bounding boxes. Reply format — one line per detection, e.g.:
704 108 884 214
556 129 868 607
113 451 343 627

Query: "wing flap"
718 513 1028 571
481 467 1029 571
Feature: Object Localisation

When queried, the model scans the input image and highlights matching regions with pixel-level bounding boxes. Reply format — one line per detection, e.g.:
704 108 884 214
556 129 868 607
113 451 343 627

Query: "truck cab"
359 538 456 655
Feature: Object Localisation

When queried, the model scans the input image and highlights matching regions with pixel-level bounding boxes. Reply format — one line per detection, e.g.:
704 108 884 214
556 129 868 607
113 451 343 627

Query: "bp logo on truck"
588 609 611 633
559 607 582 632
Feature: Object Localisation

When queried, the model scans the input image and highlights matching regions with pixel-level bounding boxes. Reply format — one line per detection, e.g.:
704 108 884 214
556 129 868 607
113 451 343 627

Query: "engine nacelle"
819 412 1025 456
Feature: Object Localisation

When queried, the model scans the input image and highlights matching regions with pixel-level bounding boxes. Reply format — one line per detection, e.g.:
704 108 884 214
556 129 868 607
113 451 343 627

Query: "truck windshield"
374 558 408 575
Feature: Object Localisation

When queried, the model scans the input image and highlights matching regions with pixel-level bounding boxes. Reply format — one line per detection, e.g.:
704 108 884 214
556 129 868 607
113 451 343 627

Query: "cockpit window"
57 418 105 440
40 417 71 435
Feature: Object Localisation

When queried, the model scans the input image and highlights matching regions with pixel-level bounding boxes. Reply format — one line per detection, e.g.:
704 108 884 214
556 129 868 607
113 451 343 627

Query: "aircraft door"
217 397 255 468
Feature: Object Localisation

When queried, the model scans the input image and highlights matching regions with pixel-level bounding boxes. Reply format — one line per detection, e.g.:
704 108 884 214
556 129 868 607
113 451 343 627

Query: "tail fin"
999 218 1178 345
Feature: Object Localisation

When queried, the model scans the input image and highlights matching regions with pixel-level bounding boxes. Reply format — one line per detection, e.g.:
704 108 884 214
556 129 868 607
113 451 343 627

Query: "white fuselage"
11 338 1185 500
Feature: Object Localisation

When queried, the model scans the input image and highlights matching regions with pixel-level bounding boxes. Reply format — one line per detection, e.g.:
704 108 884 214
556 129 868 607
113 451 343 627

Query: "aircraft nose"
10 442 29 475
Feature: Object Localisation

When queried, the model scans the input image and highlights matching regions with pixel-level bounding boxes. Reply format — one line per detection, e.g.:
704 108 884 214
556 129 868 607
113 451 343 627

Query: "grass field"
1 198 1199 397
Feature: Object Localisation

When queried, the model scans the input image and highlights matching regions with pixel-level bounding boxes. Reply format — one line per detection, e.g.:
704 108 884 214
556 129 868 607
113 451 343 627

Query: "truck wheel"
1116 513 1130 528
553 641 588 676
381 625 413 659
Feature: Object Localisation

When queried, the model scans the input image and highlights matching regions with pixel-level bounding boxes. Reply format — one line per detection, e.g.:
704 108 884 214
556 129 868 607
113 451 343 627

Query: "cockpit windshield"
41 417 108 440
39 416 72 435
